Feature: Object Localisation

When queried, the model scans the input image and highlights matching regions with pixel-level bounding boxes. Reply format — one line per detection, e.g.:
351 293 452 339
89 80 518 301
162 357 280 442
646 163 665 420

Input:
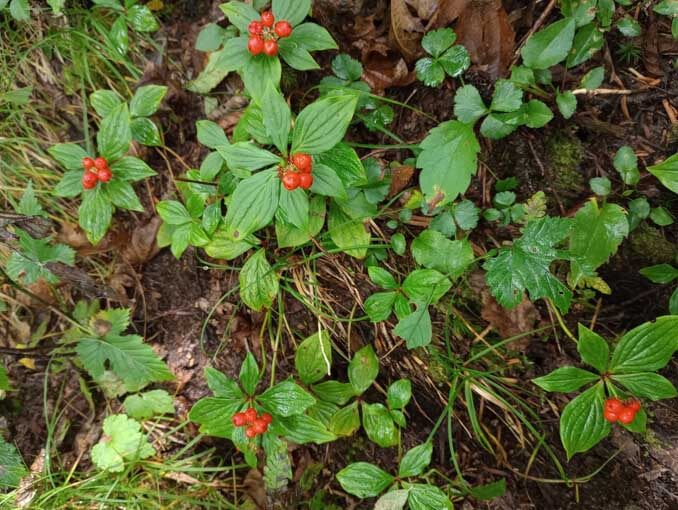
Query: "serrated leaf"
393 304 432 349
91 415 155 472
411 230 474 277
0 437 26 487
454 84 487 124
123 390 175 420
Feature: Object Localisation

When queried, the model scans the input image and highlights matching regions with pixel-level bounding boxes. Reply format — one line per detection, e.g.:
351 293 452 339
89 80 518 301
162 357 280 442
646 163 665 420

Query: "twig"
571 88 636 95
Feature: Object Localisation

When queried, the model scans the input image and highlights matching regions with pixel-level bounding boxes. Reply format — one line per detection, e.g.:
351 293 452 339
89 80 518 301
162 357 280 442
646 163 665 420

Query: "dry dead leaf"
389 165 415 197
121 217 162 265
456 0 515 78
362 49 415 92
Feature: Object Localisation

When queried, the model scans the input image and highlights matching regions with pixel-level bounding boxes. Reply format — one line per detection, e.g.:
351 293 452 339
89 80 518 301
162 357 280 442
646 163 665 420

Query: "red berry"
274 20 292 38
282 171 300 190
260 413 273 425
83 157 95 170
627 400 641 413
292 153 312 173
604 398 623 414
263 39 278 57
94 157 108 171
261 11 274 27
82 171 98 189
98 167 112 183
248 36 265 55
603 409 618 423
232 412 247 427
251 419 268 435
618 408 635 425
299 173 313 189
248 20 263 35
245 426 257 439
243 407 257 424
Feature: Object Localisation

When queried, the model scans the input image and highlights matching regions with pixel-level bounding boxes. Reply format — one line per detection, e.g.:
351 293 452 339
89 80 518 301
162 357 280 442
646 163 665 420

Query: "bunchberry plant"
90 85 168 146
92 0 160 56
50 103 156 244
533 319 678 458
337 441 453 509
214 0 337 100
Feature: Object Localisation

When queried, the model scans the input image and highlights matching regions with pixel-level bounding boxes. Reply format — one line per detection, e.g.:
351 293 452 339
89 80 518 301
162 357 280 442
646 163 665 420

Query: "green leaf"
327 201 370 259
671 288 678 315
262 435 292 490
402 269 451 304
272 0 311 26
556 91 577 119
258 380 316 417
368 266 398 289
295 331 332 384
491 80 523 112
91 415 155 472
617 17 641 37
561 0 596 27
239 249 279 311
422 28 456 58
291 93 358 155
77 332 173 391
110 156 156 181
438 45 470 77
328 402 361 436
53 171 84 198
224 169 280 239
312 380 355 406
187 36 249 94
90 90 122 117
197 120 229 149
5 230 75 285
654 0 678 15
612 146 639 186
0 436 26 487
416 120 480 205
580 66 605 89
127 4 158 32
217 143 280 171
347 345 379 396
241 54 282 103
288 22 337 51
261 84 291 154
16 182 43 216
484 217 573 312
277 186 309 230
415 58 444 87
49 143 88 171
239 352 260 396
336 462 394 499
639 264 678 284
272 414 337 444
647 153 678 193
590 177 611 196
577 325 609 373
566 23 604 67
123 390 175 420
79 187 113 245
106 178 143 212
196 23 228 52
393 304 432 349
399 442 432 477
331 54 362 81
386 379 411 410
411 231 474 278
278 39 320 71
560 383 610 459
220 1 258 33
453 84 487 124
108 15 129 56
521 17 576 69
374 490 410 510
407 484 453 510
130 85 167 117
202 369 241 402
364 291 397 322
130 117 162 146
609 316 678 373
315 143 367 187
532 366 599 392
612 372 678 400
97 103 131 162
525 99 554 128
362 402 398 447
275 194 325 247
469 479 507 501
189 397 244 438
8 0 29 21
569 201 628 287
157 200 191 225
650 206 674 226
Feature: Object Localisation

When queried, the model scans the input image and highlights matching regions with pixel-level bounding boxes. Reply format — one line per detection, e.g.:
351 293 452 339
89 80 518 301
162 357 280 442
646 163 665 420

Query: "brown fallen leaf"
362 48 415 92
456 0 515 79
121 217 162 265
389 165 415 197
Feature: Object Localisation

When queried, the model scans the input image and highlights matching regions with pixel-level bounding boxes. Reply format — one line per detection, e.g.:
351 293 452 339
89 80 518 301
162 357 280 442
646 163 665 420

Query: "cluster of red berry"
81 157 112 189
232 407 273 439
281 153 313 191
247 11 292 56
604 398 641 424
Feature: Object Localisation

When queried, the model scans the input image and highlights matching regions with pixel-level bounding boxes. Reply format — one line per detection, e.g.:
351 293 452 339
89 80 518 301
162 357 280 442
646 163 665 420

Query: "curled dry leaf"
389 165 415 197
456 0 515 79
362 49 415 91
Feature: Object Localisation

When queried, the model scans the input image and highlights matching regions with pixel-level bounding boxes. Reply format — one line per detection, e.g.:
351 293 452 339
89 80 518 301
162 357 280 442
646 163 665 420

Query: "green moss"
545 131 585 193
630 223 677 264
